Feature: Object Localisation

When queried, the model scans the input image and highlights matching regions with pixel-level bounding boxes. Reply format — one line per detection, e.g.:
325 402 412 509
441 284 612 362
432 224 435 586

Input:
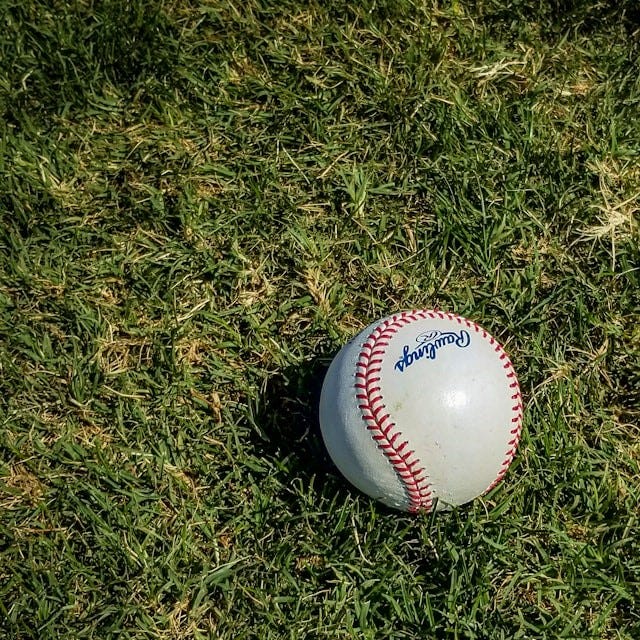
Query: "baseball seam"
355 310 435 512
355 309 523 513
456 313 524 494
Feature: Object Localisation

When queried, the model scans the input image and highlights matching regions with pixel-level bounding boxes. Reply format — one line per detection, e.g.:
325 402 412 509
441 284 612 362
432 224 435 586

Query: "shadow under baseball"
247 348 340 495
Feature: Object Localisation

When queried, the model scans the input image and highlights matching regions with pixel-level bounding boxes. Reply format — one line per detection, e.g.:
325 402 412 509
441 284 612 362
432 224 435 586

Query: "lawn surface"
1 1 639 638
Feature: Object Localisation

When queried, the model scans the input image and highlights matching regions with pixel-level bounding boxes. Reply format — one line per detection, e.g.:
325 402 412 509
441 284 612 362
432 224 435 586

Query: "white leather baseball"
319 310 523 512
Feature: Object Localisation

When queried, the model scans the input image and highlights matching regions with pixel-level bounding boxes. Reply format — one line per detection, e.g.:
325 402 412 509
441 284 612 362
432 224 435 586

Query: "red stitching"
356 310 435 512
485 357 523 493
451 315 523 494
355 309 523 512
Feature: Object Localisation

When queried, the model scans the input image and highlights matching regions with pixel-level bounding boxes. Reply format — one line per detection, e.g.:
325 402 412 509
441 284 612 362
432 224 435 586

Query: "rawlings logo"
394 329 471 372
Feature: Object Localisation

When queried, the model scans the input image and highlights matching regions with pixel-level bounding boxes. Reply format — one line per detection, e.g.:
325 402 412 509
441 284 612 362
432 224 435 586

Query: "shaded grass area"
1 1 639 638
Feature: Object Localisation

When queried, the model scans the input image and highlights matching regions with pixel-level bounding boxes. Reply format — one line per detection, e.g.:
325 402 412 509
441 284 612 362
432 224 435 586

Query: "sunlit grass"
1 1 639 638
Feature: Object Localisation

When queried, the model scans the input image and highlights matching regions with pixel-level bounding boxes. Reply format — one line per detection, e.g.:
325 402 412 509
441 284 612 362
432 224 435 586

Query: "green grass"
1 0 639 638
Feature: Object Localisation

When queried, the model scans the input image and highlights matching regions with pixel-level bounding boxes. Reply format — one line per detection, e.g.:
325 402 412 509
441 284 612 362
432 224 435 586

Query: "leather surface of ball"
319 310 523 513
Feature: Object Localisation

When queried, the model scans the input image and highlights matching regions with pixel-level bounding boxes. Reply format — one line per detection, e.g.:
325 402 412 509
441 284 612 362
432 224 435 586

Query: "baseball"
319 310 523 513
